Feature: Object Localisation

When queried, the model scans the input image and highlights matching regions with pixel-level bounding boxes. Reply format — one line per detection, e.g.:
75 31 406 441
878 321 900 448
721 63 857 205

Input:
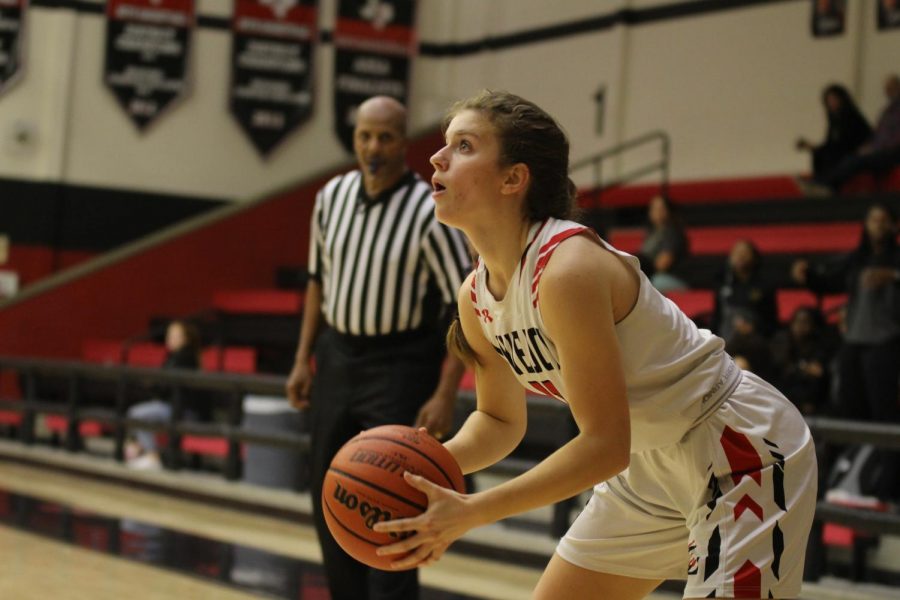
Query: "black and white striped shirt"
308 170 470 336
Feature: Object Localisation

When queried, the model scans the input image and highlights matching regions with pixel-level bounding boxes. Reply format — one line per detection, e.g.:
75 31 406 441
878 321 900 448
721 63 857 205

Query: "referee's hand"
414 393 455 440
286 362 313 410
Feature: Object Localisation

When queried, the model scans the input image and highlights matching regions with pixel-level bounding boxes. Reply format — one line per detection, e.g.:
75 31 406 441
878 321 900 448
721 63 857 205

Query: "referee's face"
354 106 408 194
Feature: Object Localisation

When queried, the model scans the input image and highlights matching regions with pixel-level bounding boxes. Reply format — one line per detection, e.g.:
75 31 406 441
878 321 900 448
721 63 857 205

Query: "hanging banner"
333 0 417 153
104 0 195 131
0 0 26 97
230 0 318 157
878 0 900 30
811 0 846 37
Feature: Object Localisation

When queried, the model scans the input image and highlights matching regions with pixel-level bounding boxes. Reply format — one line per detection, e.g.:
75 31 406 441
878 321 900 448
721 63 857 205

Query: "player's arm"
443 272 527 475
458 237 631 519
375 238 634 568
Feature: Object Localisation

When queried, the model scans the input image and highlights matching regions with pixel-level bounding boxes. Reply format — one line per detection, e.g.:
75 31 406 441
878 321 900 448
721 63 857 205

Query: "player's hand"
373 471 477 569
286 361 313 410
414 393 455 440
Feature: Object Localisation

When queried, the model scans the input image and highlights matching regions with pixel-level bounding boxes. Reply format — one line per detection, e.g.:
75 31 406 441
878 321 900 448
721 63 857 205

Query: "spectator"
810 75 900 194
796 84 872 184
125 320 204 470
713 239 778 341
724 309 775 382
792 203 900 500
771 307 837 416
638 195 689 292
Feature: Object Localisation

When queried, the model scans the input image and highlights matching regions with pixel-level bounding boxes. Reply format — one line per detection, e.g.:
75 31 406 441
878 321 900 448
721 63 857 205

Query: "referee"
286 96 470 600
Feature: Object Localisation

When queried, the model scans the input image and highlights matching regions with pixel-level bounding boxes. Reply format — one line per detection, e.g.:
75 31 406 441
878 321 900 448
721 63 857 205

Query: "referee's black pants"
309 328 444 600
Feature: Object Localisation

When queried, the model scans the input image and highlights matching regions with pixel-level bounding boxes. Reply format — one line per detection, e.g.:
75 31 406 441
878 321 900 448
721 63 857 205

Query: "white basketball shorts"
556 371 818 599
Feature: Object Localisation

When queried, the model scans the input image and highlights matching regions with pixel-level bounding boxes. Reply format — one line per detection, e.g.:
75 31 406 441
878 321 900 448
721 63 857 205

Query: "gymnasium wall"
0 129 443 359
2 0 898 202
1 0 898 287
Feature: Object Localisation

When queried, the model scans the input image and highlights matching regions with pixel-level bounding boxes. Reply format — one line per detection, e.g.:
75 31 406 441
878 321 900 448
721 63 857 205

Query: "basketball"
322 425 466 570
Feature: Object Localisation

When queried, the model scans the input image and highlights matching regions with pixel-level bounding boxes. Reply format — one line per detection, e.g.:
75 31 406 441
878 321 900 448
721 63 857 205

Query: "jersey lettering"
492 327 559 377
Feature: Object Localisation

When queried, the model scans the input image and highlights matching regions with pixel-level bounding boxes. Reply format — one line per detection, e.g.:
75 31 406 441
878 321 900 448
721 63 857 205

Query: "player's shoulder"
539 231 620 293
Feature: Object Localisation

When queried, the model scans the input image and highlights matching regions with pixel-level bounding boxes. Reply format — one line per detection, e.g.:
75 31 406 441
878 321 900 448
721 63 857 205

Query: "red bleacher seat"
212 289 303 314
44 414 106 437
609 222 862 256
181 435 229 457
200 347 221 372
81 339 124 364
201 346 257 373
841 165 900 195
222 347 257 374
664 289 715 320
126 343 167 368
185 346 256 460
583 175 803 208
0 411 21 427
821 293 849 323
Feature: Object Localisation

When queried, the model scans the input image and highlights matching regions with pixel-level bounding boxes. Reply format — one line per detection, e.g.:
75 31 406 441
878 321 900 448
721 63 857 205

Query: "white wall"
0 0 897 202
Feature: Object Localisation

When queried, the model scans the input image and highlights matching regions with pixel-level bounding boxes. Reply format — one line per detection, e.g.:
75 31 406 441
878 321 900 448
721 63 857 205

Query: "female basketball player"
374 91 817 599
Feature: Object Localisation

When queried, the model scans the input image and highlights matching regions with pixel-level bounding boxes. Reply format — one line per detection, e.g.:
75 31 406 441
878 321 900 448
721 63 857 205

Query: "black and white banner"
104 0 195 131
0 0 26 97
878 0 900 30
811 0 846 37
333 0 417 153
230 0 317 157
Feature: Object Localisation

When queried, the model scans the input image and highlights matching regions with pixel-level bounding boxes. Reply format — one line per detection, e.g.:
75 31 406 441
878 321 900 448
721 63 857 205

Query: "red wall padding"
3 245 97 287
0 130 445 360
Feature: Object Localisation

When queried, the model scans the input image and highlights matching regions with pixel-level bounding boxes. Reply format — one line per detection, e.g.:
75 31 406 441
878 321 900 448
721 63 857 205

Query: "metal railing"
3 356 900 563
0 356 578 535
804 416 900 582
570 130 671 203
0 357 292 479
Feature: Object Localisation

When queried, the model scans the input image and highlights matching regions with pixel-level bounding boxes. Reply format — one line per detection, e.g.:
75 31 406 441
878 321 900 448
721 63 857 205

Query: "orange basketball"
322 424 465 571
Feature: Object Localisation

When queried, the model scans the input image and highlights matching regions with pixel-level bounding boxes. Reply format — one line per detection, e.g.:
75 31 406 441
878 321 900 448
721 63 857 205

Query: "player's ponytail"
446 314 480 367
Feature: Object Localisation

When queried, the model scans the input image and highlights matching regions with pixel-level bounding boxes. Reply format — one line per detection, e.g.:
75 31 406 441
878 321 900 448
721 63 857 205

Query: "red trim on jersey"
721 426 763 486
734 494 764 522
530 227 587 307
541 379 563 398
733 560 761 598
519 219 549 279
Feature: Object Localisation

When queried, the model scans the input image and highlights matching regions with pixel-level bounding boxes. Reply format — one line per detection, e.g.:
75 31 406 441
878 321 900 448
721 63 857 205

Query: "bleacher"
1 164 899 588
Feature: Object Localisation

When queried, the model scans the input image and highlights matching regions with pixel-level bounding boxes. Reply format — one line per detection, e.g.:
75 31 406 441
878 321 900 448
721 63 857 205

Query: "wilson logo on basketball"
350 449 403 474
332 481 410 539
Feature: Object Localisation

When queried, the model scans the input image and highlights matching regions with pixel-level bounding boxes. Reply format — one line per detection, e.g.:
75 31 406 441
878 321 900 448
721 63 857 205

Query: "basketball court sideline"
0 443 896 599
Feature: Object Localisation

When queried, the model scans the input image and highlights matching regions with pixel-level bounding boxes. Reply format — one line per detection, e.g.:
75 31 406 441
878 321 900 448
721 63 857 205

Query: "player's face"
429 110 508 228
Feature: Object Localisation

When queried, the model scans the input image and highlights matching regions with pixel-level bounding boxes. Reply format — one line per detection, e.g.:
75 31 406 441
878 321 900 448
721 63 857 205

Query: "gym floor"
0 442 895 599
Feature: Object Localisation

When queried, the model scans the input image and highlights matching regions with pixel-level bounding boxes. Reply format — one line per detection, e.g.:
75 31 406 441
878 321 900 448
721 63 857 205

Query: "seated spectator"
771 307 837 416
807 74 900 194
638 195 689 292
796 84 871 184
792 203 900 502
725 309 775 382
125 320 205 470
713 239 778 341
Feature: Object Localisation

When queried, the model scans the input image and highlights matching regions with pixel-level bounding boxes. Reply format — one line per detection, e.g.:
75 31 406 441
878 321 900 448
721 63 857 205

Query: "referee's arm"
414 221 472 438
287 190 326 409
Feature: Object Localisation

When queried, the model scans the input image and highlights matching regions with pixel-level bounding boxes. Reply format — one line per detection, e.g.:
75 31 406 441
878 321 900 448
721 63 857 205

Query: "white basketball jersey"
471 218 740 452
